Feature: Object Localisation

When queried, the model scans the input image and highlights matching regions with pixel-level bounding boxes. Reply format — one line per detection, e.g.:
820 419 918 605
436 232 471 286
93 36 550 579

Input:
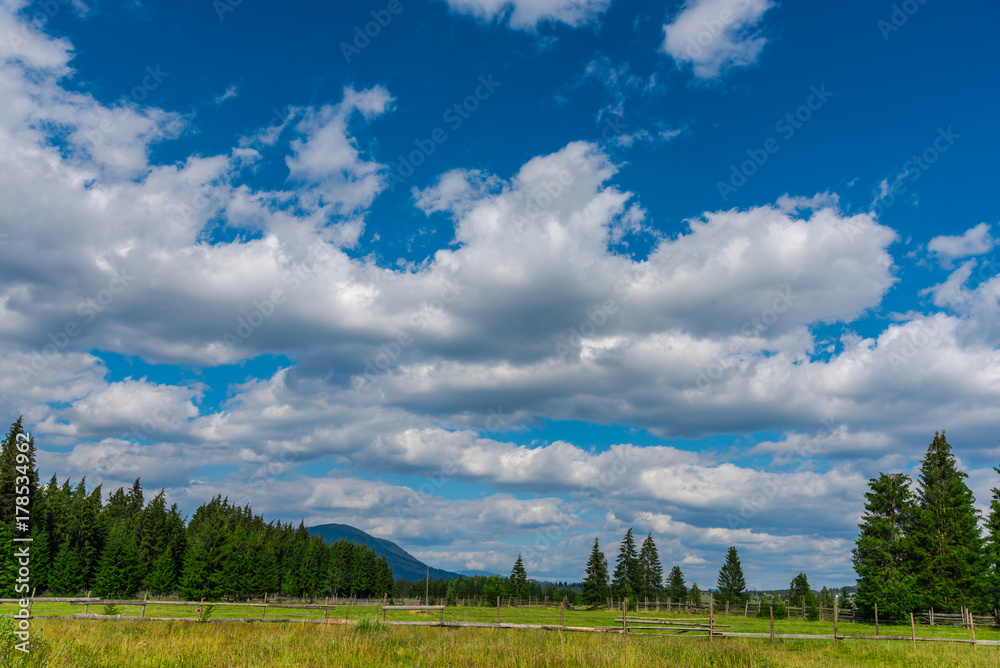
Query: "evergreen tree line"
854 431 1000 619
392 569 580 606
0 419 393 601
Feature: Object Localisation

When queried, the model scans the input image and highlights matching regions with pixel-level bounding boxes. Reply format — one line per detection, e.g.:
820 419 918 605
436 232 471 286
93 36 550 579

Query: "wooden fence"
6 595 1000 648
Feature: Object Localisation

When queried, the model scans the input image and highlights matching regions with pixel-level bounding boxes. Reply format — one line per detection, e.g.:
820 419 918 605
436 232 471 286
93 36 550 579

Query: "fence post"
561 599 565 628
85 591 91 615
769 604 774 646
910 612 916 649
623 598 628 638
833 598 838 649
262 593 267 621
198 598 205 622
971 612 976 649
744 601 748 617
325 596 330 622
141 592 148 620
27 587 36 617
496 596 500 624
709 595 714 642
930 607 934 626
874 602 878 640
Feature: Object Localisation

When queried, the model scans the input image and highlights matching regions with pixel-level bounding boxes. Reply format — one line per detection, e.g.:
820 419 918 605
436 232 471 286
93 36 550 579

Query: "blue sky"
2 0 999 588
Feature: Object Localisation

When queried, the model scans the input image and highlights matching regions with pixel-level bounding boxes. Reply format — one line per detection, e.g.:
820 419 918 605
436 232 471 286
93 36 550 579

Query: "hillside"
308 523 461 582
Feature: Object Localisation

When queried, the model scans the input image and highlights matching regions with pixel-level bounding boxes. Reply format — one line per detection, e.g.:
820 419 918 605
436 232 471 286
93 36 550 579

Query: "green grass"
2 605 998 666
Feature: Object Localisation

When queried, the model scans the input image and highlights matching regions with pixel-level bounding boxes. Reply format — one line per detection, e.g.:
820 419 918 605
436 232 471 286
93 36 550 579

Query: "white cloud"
927 222 994 267
440 0 611 29
662 0 775 78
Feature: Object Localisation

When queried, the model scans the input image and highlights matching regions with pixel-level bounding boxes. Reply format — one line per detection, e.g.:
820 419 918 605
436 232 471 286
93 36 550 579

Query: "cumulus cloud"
6 1 1000 585
927 222 994 268
662 0 775 78
440 0 611 28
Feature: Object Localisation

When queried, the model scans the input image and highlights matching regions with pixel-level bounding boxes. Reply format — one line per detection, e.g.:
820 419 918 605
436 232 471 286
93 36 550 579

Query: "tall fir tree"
665 565 687 603
581 538 610 606
93 522 142 598
909 432 987 612
509 554 528 599
0 418 36 526
852 472 918 619
716 546 748 605
983 469 1000 611
818 586 834 609
611 529 641 607
688 582 701 605
638 533 664 603
146 544 179 596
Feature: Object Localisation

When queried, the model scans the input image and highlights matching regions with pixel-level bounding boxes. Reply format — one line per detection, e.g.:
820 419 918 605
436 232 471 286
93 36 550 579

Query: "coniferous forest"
0 418 393 601
4 417 1000 617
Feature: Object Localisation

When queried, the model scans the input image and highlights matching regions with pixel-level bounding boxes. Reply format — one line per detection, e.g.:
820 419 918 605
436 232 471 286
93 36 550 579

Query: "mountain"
308 523 461 582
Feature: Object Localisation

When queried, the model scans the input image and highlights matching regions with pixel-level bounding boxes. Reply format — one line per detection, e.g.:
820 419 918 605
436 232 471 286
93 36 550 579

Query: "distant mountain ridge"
308 523 462 582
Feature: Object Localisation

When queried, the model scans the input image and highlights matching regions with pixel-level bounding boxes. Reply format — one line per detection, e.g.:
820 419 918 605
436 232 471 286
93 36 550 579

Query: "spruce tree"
909 432 986 612
638 533 664 603
178 514 228 601
509 554 528 599
49 537 87 595
665 565 687 602
581 538 610 606
611 529 641 606
983 470 1000 611
818 586 834 609
146 545 179 596
688 582 701 605
716 546 748 605
93 523 142 598
852 472 918 619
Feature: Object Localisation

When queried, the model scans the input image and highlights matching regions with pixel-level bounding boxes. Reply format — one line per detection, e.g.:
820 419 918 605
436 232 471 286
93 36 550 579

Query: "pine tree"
49 537 87 595
611 529 641 607
638 533 664 603
852 472 918 619
909 432 986 612
93 523 142 598
983 469 1000 610
178 513 228 601
688 582 701 605
146 545 179 596
716 546 748 605
665 565 687 603
509 554 528 599
788 572 810 608
581 538 610 606
788 572 818 619
0 418 35 526
818 586 834 609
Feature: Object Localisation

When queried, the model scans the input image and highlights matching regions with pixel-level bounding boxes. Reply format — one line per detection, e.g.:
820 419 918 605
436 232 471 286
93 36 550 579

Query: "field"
3 602 1000 667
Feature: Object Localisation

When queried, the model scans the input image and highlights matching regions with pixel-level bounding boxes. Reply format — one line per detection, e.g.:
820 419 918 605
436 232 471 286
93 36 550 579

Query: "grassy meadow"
2 603 999 667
